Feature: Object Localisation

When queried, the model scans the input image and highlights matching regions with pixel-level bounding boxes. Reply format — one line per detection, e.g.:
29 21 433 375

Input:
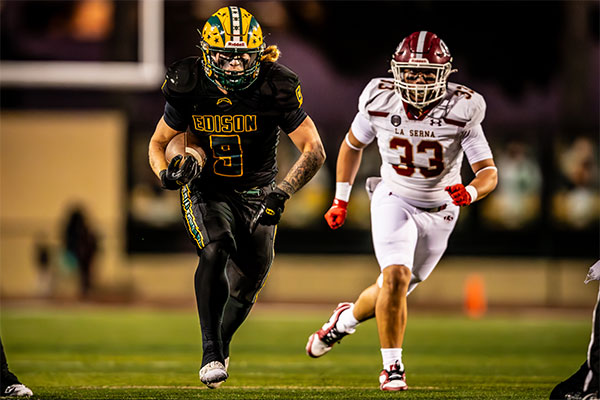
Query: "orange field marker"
464 274 487 318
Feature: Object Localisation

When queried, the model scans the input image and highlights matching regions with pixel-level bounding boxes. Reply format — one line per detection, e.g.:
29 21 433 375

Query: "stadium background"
1 0 598 312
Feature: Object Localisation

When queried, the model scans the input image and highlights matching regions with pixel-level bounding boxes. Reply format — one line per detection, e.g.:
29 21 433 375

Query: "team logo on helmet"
438 40 451 58
199 6 265 91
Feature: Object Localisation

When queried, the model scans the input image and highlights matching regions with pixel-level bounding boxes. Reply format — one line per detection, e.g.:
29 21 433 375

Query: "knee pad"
228 294 253 309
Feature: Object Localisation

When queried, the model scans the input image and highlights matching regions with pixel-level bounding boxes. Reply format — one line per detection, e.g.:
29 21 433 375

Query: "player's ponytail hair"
261 45 280 62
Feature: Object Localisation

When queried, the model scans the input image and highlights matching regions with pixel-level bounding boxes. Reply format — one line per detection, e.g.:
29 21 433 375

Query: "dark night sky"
274 2 596 95
1 1 597 255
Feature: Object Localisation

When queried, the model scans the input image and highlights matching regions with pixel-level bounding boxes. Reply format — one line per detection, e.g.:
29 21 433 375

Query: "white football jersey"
351 78 493 208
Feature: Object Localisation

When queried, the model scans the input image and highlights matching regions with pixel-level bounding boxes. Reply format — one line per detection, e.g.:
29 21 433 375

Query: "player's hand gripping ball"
165 132 207 167
257 188 290 226
160 133 206 190
160 155 202 190
324 199 348 229
445 184 472 206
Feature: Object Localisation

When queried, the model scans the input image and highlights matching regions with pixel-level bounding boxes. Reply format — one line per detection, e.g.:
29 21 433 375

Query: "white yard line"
77 385 441 390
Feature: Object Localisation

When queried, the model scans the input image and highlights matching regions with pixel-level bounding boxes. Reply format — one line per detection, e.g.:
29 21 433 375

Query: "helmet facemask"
391 60 452 108
201 42 264 91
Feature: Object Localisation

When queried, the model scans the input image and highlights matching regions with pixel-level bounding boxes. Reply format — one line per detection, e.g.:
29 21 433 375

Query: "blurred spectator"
482 140 542 229
63 206 98 298
553 136 600 228
33 233 52 297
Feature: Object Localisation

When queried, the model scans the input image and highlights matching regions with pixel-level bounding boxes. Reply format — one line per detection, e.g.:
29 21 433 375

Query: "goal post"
0 0 164 90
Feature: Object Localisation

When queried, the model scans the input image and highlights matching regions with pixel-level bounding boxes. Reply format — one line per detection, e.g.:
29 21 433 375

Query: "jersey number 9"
210 134 243 177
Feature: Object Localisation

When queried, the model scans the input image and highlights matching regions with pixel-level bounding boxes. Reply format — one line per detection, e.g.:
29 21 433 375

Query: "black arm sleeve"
163 101 188 132
279 107 308 134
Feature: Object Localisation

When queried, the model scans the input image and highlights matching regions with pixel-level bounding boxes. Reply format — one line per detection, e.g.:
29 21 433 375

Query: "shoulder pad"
162 57 201 97
259 62 303 111
358 77 396 116
445 83 486 129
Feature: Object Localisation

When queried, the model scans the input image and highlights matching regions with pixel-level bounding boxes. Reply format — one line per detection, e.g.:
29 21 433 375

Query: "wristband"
335 182 352 202
332 198 348 208
465 185 478 202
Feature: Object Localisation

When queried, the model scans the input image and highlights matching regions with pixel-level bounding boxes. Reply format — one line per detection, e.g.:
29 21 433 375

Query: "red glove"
324 199 348 229
445 184 474 206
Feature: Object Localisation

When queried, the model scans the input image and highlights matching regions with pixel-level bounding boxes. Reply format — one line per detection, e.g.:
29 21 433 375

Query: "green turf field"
0 304 591 399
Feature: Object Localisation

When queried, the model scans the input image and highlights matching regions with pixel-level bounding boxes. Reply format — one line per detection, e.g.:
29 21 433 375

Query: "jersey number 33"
390 138 444 178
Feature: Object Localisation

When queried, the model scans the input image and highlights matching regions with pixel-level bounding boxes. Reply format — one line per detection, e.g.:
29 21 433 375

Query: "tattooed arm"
280 115 326 196
251 115 325 228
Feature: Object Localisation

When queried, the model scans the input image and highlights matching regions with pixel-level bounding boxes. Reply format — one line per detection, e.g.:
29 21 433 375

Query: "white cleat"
3 384 33 397
205 357 229 389
306 302 355 358
379 362 408 391
199 360 228 388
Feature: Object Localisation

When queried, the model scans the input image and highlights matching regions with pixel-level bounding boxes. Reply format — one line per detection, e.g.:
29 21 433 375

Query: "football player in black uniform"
1 336 33 397
148 6 325 388
550 261 599 400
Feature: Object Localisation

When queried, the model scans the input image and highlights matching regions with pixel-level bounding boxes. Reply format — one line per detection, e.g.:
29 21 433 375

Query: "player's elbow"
148 138 165 162
488 169 499 192
479 169 498 199
148 137 160 154
317 142 326 166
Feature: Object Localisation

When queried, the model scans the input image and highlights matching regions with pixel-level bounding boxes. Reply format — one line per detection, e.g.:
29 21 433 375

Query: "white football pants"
371 180 459 295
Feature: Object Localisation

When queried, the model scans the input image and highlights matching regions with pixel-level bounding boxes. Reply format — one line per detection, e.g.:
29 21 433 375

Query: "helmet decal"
203 16 226 47
395 39 405 55
415 31 428 55
247 17 262 47
229 6 241 39
438 40 451 58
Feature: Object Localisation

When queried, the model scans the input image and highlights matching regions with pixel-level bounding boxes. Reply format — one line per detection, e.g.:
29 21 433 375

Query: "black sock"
550 362 588 398
194 242 231 367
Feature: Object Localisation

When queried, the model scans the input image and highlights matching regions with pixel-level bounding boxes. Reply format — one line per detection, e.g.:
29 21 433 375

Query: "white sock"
381 348 404 371
335 304 359 333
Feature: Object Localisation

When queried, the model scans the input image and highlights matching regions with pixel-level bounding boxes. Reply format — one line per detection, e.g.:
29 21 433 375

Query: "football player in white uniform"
306 31 498 391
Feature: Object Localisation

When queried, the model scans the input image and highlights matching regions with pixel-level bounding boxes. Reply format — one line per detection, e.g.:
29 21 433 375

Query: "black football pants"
180 184 276 366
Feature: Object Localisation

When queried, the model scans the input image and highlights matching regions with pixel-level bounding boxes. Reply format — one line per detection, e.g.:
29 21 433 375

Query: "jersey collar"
402 100 440 121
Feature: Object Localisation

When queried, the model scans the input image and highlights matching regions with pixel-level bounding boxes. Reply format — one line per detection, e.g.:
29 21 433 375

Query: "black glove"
256 188 290 226
160 155 201 190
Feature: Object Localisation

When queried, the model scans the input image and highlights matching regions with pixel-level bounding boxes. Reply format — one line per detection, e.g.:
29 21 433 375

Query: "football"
165 132 207 168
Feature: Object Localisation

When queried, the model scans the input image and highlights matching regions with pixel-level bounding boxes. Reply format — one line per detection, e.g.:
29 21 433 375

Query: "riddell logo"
226 41 247 47
411 58 429 64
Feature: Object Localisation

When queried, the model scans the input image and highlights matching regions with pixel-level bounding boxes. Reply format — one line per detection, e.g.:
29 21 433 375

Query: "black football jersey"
161 56 307 191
